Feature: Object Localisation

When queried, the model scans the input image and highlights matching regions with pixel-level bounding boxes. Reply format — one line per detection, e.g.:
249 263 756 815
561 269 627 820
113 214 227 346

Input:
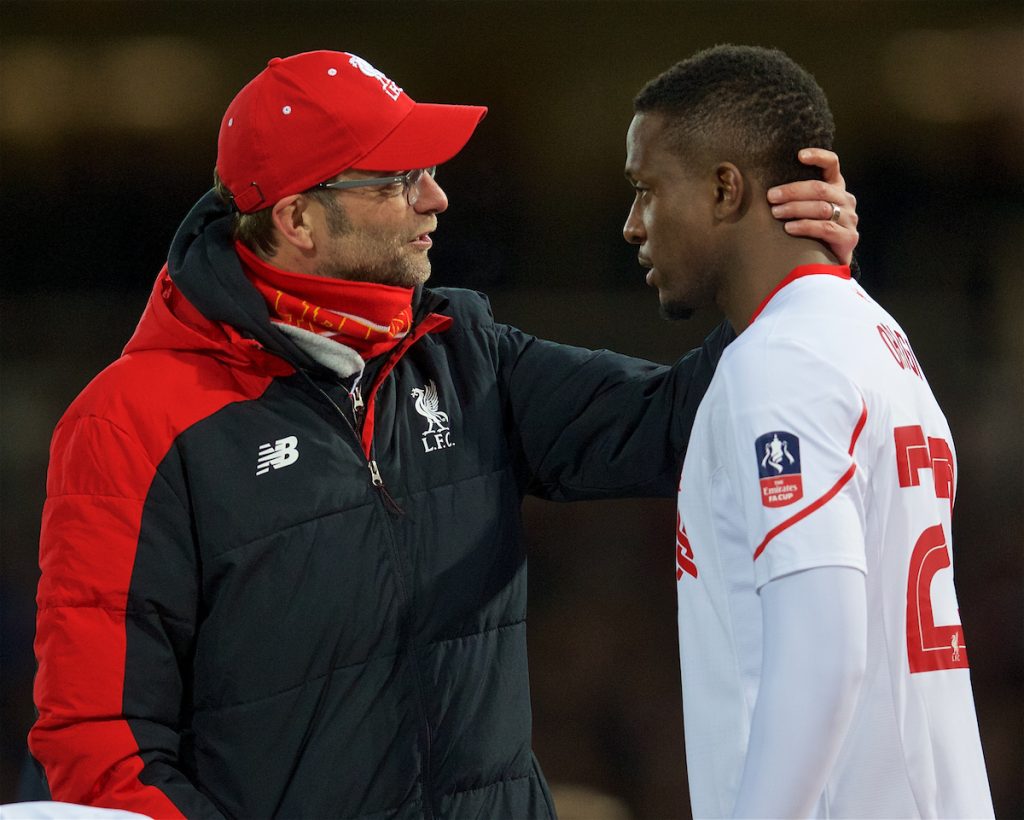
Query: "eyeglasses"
316 167 438 206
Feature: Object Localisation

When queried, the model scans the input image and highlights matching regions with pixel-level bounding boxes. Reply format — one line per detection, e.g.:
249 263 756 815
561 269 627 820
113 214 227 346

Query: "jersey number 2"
894 425 969 673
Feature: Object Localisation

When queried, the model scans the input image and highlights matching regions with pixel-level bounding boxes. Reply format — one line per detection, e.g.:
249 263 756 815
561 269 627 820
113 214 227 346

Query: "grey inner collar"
274 323 365 380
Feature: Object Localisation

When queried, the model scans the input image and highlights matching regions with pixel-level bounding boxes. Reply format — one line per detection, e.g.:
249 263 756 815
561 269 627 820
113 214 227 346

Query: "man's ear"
713 162 747 222
270 194 315 252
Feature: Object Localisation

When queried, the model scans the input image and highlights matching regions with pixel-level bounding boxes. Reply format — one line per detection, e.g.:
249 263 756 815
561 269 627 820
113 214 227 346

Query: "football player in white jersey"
623 46 994 818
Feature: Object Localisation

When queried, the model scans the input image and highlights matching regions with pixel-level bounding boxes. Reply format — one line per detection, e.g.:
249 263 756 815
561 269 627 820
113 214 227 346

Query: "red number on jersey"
906 523 969 672
894 425 968 673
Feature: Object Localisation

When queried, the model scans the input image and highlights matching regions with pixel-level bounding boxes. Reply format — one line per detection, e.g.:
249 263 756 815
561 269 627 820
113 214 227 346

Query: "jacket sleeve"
499 321 732 501
30 414 225 819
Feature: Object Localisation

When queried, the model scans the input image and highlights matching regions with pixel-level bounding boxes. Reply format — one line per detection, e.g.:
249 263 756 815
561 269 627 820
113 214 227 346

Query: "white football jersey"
676 264 993 818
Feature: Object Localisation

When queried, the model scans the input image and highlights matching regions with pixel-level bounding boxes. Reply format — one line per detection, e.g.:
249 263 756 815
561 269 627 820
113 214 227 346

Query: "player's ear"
712 162 746 221
271 194 315 252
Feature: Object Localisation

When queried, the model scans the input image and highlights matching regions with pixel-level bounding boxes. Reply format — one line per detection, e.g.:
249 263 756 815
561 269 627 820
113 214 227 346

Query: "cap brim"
355 102 488 171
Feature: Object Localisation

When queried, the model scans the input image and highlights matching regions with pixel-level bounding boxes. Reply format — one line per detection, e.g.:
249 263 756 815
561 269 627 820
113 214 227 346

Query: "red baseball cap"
217 51 488 213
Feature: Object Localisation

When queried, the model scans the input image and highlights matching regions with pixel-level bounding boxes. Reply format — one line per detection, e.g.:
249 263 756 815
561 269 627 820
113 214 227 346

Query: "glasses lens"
405 167 437 206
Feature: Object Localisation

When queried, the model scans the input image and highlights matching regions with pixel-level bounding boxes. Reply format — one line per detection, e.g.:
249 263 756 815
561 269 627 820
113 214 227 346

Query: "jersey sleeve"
720 337 869 588
732 566 868 817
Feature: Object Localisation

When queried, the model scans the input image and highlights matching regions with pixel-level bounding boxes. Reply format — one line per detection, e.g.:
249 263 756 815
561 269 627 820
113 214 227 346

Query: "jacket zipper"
338 383 402 514
350 384 406 515
306 373 434 818
375 492 436 820
351 383 365 418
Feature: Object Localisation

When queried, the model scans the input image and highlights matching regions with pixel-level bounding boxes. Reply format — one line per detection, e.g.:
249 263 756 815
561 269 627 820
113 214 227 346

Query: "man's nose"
415 172 448 214
623 204 644 244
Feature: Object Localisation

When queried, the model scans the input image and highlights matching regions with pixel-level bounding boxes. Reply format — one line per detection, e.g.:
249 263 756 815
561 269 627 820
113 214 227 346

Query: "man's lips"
638 256 656 286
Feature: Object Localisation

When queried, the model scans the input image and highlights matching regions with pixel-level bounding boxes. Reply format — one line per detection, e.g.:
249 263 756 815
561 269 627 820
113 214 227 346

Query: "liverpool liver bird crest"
411 381 450 433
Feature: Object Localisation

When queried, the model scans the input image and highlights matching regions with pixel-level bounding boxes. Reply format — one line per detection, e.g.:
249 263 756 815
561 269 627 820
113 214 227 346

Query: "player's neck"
722 235 839 334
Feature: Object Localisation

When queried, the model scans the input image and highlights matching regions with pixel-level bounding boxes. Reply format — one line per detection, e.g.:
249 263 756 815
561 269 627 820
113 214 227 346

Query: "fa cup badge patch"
755 431 803 507
411 381 454 453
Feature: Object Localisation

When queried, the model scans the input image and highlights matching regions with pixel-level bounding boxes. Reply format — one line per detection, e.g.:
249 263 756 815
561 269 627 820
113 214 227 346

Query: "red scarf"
236 241 414 361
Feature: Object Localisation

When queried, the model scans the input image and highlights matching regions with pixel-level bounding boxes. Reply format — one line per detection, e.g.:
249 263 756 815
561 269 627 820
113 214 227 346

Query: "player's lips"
638 255 655 286
410 229 434 249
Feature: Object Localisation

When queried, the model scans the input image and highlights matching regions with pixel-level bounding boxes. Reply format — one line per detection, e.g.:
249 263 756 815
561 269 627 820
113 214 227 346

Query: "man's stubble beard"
316 249 429 289
659 297 696 321
658 254 725 322
314 197 431 288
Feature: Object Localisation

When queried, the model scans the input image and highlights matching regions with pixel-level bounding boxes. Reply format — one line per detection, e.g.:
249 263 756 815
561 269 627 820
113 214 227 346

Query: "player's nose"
414 172 448 215
623 203 645 244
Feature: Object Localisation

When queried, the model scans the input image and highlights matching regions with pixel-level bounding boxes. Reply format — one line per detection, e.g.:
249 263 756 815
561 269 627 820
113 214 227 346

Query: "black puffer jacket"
31 192 729 819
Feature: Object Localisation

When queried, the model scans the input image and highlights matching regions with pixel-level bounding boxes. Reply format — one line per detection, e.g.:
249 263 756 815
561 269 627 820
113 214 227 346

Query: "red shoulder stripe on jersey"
748 263 851 326
752 463 856 561
753 399 867 561
848 400 868 455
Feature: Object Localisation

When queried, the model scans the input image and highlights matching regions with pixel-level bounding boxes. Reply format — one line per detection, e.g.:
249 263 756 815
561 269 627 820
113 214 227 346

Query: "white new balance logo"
256 436 299 476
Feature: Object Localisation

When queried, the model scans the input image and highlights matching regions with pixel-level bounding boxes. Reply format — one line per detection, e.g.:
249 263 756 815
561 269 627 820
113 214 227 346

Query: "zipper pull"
368 459 383 486
367 459 405 515
350 385 366 427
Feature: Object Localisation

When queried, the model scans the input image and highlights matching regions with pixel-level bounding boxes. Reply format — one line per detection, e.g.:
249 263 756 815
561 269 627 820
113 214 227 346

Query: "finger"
796 148 844 185
772 200 859 227
768 179 852 205
783 219 858 265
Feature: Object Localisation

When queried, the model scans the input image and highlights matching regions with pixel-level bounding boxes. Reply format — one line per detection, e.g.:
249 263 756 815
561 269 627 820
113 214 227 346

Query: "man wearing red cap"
30 51 859 819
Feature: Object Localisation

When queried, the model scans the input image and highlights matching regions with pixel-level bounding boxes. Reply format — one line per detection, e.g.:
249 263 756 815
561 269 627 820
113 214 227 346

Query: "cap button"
267 57 283 67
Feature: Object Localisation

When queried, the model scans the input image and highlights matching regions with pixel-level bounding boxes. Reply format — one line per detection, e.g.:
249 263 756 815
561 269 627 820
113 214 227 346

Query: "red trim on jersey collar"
748 263 851 326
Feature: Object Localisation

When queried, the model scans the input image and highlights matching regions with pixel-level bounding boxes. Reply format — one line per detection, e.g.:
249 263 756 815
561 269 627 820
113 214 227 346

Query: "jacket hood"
123 190 317 371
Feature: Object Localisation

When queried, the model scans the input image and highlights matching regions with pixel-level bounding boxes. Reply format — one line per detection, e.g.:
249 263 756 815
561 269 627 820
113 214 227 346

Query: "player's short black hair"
634 45 835 189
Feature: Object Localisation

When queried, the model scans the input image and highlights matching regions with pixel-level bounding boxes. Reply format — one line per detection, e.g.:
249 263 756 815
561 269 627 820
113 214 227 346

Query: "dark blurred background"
2 2 1021 817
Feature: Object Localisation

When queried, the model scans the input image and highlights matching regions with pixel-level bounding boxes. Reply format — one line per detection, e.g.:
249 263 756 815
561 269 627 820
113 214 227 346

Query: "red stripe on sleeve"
848 400 868 455
753 399 867 561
